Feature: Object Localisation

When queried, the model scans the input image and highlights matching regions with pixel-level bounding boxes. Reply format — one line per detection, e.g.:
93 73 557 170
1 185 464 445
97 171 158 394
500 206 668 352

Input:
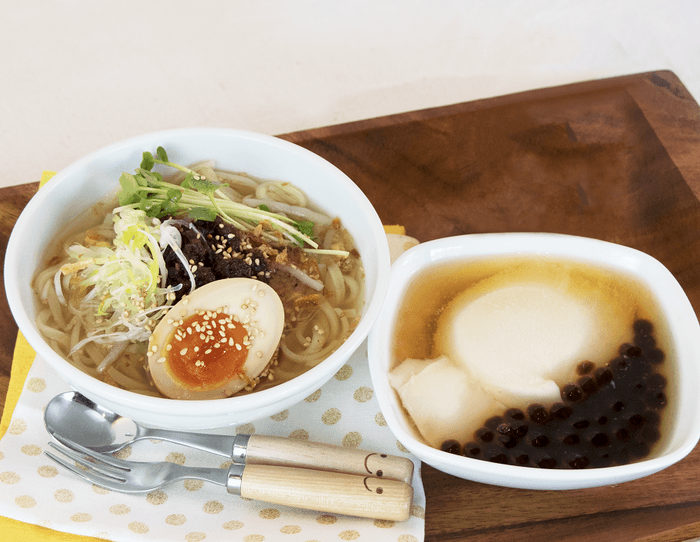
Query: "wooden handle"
245 434 414 484
240 464 413 521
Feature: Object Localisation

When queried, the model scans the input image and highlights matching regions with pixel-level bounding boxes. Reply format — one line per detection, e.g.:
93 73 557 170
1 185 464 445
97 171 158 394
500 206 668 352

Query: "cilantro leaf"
295 220 315 238
140 151 155 171
187 207 217 221
156 146 168 162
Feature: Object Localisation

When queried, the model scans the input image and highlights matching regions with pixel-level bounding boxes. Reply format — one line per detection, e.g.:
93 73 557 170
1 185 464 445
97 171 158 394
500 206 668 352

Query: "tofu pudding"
390 257 673 469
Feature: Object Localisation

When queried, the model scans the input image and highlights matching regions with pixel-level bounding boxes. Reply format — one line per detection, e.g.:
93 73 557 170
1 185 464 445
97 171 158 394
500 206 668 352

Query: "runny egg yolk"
165 310 250 390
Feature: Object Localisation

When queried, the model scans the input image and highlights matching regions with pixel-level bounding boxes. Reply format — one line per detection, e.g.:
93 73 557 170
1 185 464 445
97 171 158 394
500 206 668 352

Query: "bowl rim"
368 232 700 489
5 127 391 419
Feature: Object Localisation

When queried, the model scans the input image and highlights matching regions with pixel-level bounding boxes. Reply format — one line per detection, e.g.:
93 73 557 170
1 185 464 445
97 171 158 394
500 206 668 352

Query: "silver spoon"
44 391 414 483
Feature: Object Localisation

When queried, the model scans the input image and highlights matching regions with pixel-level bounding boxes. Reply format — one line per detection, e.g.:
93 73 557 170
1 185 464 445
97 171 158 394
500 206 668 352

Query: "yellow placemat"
0 174 424 541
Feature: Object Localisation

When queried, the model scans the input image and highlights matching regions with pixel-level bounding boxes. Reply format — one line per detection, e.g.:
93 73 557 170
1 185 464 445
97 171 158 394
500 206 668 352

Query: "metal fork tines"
45 437 235 494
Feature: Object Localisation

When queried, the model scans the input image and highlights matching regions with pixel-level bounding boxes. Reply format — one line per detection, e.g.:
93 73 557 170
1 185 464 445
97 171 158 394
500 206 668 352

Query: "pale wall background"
1 0 698 189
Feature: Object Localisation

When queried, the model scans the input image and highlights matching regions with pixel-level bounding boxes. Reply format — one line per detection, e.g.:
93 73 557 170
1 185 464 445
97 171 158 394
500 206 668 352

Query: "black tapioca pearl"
628 441 651 460
612 401 625 412
577 360 595 375
475 428 494 443
634 319 654 337
642 426 661 443
483 447 509 464
440 439 461 454
562 383 585 403
647 348 665 364
572 419 590 430
568 456 590 469
531 434 550 448
505 408 525 421
497 435 518 449
496 422 513 436
590 433 610 447
537 457 557 469
512 421 529 439
628 414 645 428
514 453 530 465
528 404 550 424
615 428 631 442
462 442 482 458
620 344 643 358
646 391 667 409
642 410 661 426
563 434 580 446
597 416 608 425
578 376 598 395
646 373 667 392
484 416 504 430
550 402 573 420
594 367 614 386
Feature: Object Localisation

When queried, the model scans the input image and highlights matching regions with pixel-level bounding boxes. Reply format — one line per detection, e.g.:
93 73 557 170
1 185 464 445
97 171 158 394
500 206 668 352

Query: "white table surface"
1 0 698 190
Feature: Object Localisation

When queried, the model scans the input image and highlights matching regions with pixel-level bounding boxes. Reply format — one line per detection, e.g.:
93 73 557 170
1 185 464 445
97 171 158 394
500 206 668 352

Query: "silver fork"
45 437 413 521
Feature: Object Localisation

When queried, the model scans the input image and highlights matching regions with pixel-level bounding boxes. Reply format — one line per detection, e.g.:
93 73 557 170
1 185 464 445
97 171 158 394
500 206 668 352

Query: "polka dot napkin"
0 336 425 542
0 174 425 541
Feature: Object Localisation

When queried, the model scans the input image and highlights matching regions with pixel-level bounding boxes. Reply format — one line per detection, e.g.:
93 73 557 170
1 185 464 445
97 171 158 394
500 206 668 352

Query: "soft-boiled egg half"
147 278 285 400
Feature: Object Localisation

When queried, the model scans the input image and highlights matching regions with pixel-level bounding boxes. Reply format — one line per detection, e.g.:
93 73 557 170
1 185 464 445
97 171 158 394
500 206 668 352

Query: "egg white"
147 278 284 400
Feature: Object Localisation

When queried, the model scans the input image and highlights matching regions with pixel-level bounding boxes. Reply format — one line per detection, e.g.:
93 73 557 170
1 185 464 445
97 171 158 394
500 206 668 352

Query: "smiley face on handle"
364 452 389 478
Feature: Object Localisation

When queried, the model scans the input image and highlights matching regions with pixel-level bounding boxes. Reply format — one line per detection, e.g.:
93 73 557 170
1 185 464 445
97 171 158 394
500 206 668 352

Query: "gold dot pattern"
114 446 132 459
0 336 423 541
342 431 362 448
237 423 256 435
321 407 341 425
147 490 168 505
109 504 130 515
270 409 289 421
92 484 110 495
20 444 41 456
334 364 353 381
8 418 27 435
289 428 309 440
0 471 20 484
166 514 187 526
203 500 224 514
411 504 426 519
354 386 374 402
15 495 36 508
184 479 205 491
305 389 322 402
166 452 186 465
54 489 74 503
37 465 58 478
129 521 149 534
26 377 46 393
259 508 281 520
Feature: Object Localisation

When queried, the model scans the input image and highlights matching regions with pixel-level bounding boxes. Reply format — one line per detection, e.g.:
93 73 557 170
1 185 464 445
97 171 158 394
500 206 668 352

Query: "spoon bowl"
45 392 153 453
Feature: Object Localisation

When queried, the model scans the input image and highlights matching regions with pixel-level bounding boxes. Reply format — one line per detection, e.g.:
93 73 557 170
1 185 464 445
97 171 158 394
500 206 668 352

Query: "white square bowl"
368 232 700 490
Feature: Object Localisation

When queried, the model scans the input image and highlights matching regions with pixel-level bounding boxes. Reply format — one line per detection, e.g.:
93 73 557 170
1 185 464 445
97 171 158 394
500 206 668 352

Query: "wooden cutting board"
2 70 700 541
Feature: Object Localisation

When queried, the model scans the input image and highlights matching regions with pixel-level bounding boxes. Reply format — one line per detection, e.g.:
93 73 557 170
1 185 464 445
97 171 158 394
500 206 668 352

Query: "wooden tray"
2 70 700 541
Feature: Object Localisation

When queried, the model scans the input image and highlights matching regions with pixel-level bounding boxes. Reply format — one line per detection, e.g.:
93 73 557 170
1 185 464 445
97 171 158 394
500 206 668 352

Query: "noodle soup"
33 152 365 399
